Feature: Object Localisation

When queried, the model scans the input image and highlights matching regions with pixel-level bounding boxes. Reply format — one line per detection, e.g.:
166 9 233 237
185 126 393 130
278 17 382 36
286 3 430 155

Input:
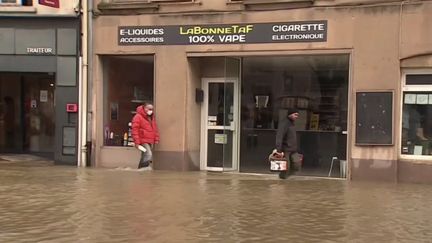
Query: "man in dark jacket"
275 108 300 179
132 103 160 169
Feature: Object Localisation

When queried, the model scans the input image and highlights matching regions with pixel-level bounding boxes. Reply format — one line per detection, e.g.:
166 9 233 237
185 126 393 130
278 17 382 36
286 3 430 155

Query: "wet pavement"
0 159 432 242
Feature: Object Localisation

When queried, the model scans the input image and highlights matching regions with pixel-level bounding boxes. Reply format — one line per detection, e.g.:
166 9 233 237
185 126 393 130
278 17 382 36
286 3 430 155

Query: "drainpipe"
87 0 94 166
78 0 89 167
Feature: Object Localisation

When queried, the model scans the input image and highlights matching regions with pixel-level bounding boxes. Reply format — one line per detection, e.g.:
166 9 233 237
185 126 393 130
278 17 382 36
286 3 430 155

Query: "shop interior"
239 55 349 177
102 55 154 147
0 72 55 157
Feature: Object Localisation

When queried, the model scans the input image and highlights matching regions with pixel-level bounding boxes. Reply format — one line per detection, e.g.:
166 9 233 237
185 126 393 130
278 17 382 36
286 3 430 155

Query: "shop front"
94 0 432 182
0 18 79 164
191 55 348 178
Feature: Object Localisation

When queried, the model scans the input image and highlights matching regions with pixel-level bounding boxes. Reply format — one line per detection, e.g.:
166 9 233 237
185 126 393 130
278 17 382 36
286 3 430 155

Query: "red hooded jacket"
131 105 160 145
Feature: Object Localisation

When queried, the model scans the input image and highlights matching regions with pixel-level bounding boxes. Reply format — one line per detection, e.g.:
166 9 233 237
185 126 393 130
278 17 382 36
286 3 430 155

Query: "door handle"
342 131 348 135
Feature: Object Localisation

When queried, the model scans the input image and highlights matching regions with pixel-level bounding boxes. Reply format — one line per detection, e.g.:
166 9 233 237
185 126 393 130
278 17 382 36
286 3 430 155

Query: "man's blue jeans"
138 143 153 168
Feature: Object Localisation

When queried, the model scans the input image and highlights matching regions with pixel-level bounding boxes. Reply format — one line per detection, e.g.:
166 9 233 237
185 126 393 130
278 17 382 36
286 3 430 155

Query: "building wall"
92 0 432 182
185 58 202 170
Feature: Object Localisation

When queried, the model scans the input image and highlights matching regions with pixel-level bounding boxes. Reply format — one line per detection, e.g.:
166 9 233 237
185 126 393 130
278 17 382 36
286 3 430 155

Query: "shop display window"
401 73 432 156
240 55 349 176
102 55 154 146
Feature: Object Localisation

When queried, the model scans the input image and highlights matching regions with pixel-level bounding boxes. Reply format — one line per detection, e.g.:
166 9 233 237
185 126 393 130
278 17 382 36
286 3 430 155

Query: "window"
150 0 193 2
102 55 154 147
113 0 193 3
0 0 20 4
22 0 32 6
228 0 315 8
0 0 32 5
401 72 432 156
240 55 349 176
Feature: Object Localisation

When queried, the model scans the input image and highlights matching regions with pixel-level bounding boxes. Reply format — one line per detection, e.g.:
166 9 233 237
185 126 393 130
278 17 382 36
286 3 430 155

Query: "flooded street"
1 162 432 242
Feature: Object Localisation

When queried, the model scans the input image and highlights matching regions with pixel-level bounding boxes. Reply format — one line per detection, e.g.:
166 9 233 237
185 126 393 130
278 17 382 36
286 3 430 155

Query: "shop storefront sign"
118 20 327 45
26 47 54 55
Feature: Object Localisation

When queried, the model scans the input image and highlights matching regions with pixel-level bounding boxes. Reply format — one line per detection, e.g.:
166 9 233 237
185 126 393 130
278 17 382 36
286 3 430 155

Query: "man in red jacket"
131 103 160 169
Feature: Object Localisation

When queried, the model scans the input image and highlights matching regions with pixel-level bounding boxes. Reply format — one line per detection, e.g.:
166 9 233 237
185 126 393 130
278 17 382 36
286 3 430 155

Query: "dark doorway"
0 72 55 158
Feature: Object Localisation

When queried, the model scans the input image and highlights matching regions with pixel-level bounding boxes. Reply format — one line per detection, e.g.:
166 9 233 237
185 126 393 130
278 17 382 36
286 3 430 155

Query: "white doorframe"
200 77 239 171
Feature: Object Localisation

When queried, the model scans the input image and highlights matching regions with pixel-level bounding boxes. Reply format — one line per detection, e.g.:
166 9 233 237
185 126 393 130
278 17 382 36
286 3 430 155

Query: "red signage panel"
39 0 60 8
66 104 78 113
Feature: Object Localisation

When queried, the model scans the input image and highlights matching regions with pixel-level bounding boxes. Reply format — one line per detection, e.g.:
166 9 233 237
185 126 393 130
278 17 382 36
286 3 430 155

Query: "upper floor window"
150 0 193 2
227 0 314 10
0 0 32 6
111 0 193 2
0 0 20 4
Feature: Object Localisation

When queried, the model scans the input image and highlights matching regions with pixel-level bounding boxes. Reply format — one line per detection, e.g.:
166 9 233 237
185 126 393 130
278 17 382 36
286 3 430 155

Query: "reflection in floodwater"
0 164 431 242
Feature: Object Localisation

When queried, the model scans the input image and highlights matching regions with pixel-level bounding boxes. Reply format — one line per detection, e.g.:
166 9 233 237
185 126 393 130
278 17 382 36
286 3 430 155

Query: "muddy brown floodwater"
0 163 431 242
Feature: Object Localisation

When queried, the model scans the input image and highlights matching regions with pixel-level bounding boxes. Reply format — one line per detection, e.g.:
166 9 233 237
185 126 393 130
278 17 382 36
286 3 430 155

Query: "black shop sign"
118 20 327 46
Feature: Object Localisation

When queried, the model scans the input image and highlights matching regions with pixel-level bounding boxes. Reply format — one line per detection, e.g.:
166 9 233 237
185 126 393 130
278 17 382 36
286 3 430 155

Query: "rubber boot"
279 171 287 179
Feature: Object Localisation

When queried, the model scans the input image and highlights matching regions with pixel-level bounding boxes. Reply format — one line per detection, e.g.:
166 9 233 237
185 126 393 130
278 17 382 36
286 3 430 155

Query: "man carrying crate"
274 108 300 179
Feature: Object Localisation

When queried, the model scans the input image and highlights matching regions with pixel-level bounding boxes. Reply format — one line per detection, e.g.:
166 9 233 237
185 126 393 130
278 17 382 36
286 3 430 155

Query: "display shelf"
317 81 342 131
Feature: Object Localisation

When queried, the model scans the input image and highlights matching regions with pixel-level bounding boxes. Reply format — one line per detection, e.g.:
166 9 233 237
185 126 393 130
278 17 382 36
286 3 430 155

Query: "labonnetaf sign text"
118 20 327 45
